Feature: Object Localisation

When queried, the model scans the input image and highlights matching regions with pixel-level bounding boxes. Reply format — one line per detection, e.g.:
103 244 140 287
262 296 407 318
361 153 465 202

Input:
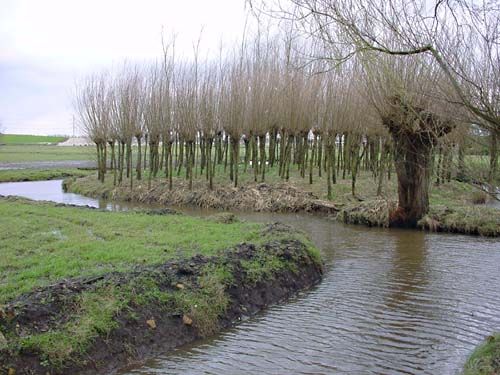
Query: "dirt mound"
0 224 323 375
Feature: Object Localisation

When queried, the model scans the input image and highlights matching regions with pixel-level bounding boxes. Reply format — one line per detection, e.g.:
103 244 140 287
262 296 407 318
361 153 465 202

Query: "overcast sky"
0 0 248 135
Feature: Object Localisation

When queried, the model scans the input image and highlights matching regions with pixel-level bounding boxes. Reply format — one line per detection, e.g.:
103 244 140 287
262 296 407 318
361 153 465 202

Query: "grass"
241 247 297 285
171 264 232 336
0 145 94 163
0 134 67 145
421 205 500 236
0 197 262 304
0 168 95 183
463 334 500 375
0 197 321 370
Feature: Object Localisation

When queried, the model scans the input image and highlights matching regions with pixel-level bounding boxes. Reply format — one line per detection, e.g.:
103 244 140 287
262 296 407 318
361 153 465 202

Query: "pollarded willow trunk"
177 140 184 177
231 136 240 188
377 139 390 196
259 134 266 182
136 136 142 181
243 137 250 173
269 128 277 167
109 140 117 186
309 133 317 184
317 133 323 178
252 134 259 182
96 142 102 182
143 133 148 171
118 141 125 184
384 96 453 227
326 138 333 200
206 137 214 190
390 133 432 227
457 140 466 182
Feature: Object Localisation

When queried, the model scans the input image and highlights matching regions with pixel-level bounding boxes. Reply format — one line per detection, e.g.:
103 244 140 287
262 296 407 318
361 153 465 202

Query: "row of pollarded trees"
76 31 476 227
249 0 499 226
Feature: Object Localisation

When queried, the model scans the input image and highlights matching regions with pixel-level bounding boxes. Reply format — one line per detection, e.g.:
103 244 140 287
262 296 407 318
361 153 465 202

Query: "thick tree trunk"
383 95 453 227
389 132 433 227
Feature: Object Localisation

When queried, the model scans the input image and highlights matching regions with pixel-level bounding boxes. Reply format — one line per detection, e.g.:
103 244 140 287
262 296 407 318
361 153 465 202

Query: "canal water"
1 179 499 374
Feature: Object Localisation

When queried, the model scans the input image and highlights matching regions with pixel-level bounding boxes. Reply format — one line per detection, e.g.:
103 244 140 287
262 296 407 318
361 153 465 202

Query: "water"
1 180 499 374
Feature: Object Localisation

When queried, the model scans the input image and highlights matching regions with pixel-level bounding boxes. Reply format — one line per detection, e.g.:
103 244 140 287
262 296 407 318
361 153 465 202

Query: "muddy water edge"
1 180 500 374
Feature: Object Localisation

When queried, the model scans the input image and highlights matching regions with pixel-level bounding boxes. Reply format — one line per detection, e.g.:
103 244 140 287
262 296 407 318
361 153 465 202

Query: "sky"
0 0 249 136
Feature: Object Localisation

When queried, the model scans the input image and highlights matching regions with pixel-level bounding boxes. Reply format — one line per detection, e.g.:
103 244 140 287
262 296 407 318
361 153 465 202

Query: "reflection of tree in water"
384 231 430 314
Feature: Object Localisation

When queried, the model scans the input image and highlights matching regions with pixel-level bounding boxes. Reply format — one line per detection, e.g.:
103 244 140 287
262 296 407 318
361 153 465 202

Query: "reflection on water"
120 225 499 375
1 180 499 374
0 179 108 208
0 179 137 211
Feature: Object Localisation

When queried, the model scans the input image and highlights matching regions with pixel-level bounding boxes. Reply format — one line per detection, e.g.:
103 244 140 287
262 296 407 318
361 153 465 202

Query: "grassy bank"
0 168 94 183
0 134 66 145
463 334 500 375
340 199 500 236
0 145 93 163
0 197 322 374
63 162 493 207
65 170 499 235
0 197 265 303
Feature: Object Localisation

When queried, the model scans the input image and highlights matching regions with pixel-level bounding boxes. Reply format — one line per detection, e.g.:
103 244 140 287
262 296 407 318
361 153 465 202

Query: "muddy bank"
340 199 500 237
63 175 340 215
0 223 323 375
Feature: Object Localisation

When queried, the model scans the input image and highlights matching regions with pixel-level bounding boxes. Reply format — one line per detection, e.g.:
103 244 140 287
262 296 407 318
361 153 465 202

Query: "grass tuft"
463 334 500 375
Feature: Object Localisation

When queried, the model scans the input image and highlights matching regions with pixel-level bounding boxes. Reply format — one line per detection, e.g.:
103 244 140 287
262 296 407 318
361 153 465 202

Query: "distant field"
0 145 94 163
0 134 67 145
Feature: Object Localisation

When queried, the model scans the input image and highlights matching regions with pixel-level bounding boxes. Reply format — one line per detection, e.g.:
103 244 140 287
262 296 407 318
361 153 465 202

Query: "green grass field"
0 197 262 304
0 168 94 182
0 134 67 145
0 145 94 163
0 197 320 370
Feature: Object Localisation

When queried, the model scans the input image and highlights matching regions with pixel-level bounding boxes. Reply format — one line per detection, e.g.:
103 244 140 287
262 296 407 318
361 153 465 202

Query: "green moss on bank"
463 334 500 375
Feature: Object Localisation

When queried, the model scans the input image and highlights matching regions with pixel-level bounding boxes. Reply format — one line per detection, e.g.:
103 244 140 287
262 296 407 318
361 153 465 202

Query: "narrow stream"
1 180 499 374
